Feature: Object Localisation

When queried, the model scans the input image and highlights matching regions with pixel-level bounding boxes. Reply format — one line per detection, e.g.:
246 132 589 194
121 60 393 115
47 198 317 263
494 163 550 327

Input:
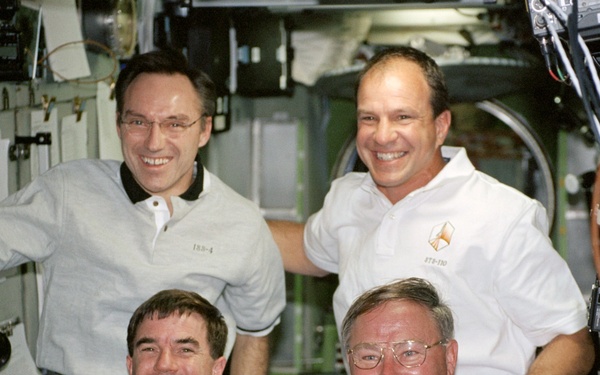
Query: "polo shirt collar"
120 154 204 204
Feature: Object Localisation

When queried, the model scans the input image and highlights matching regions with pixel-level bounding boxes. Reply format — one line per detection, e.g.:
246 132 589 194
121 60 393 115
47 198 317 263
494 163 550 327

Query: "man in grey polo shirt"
0 49 285 375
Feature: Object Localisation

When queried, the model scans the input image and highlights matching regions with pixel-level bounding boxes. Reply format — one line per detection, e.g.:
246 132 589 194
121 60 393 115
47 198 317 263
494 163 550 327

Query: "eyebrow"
175 337 200 347
122 110 189 120
135 336 201 348
135 337 156 348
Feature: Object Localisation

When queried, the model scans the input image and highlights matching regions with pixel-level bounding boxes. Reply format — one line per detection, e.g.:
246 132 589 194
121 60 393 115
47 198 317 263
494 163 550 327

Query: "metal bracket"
0 317 19 337
8 132 52 161
73 96 86 122
41 95 56 122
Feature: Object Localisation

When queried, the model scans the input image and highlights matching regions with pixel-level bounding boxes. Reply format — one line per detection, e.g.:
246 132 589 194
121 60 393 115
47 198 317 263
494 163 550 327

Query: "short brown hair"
115 49 216 130
127 289 227 359
355 46 450 118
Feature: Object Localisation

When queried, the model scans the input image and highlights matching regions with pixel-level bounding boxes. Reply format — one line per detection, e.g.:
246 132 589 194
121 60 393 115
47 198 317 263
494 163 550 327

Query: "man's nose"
373 120 399 145
378 352 405 375
145 123 167 150
154 349 178 372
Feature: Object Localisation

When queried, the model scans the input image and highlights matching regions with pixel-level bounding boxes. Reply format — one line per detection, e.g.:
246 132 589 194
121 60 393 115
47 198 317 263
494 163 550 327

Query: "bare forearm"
267 220 328 277
527 328 595 375
230 334 269 375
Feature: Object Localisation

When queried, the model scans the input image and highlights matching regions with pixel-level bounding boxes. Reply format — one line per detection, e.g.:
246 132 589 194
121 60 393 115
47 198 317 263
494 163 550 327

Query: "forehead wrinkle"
354 301 439 345
124 73 202 120
364 58 430 92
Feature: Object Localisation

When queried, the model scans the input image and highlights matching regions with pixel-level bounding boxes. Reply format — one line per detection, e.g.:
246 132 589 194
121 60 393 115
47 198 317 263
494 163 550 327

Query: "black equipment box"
233 10 294 97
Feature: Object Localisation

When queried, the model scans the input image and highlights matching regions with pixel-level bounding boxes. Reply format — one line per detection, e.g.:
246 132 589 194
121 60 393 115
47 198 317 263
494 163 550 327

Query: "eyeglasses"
119 114 206 137
348 339 447 369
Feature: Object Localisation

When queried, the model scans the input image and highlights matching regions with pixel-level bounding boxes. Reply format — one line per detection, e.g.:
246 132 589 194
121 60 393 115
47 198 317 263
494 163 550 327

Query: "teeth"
377 152 406 161
142 157 169 165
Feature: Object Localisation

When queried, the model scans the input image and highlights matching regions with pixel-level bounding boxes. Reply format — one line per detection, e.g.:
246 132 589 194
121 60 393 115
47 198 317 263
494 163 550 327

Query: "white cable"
542 0 599 98
547 0 600 96
543 0 568 22
576 36 600 136
541 0 600 138
578 35 600 101
543 14 582 97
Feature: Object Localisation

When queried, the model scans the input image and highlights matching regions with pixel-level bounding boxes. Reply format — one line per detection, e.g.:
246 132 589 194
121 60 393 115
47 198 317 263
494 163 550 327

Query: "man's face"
355 59 450 204
347 300 458 375
117 73 212 200
127 312 226 375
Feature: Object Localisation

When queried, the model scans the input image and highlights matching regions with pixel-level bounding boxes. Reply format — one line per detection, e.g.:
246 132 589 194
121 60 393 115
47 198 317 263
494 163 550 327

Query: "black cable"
540 37 554 70
567 0 600 144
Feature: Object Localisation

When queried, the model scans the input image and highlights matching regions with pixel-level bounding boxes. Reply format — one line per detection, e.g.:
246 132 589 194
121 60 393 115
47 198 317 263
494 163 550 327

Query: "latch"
8 132 51 161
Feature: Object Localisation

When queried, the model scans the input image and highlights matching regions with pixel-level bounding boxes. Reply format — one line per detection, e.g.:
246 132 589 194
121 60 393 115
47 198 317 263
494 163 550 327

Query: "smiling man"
341 278 458 375
126 289 228 375
269 46 594 374
0 49 285 375
117 72 209 212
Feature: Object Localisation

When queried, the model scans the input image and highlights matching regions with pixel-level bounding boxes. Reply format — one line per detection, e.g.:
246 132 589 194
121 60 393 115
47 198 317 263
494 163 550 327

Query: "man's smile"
376 151 407 161
141 156 170 166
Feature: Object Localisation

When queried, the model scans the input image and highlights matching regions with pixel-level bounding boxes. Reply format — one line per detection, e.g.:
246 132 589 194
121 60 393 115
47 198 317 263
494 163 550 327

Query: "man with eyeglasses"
341 278 458 375
0 49 285 375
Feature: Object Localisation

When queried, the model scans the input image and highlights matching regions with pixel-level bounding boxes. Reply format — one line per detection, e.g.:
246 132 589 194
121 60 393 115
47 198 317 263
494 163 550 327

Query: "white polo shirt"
306 146 587 374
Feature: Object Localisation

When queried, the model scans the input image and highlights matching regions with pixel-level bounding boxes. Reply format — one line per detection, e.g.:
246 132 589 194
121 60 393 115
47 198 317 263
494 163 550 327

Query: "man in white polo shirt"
269 46 594 374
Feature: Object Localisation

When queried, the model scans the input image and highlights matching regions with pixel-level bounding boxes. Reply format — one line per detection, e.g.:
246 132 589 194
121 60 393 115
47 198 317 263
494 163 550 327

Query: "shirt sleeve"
224 218 286 337
494 200 588 346
305 173 370 274
304 186 344 274
0 167 64 269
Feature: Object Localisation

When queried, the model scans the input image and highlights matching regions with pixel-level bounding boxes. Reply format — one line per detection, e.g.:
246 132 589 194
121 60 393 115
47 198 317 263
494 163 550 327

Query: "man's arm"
229 334 269 375
527 328 595 375
267 220 328 277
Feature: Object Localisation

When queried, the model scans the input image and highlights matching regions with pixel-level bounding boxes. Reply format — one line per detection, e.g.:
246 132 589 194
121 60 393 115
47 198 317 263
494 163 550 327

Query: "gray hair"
341 277 454 349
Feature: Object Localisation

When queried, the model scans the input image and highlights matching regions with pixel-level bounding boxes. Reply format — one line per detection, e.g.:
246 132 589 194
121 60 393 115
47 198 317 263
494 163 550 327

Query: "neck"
381 153 447 204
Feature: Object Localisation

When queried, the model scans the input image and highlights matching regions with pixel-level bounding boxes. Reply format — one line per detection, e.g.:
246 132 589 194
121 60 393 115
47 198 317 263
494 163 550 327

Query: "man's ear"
212 356 227 375
434 109 451 147
126 355 134 375
116 113 123 140
445 339 459 375
198 116 213 148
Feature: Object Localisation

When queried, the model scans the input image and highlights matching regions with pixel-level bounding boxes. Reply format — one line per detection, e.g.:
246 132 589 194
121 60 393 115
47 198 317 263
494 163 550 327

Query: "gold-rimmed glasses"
119 114 206 137
348 339 447 369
